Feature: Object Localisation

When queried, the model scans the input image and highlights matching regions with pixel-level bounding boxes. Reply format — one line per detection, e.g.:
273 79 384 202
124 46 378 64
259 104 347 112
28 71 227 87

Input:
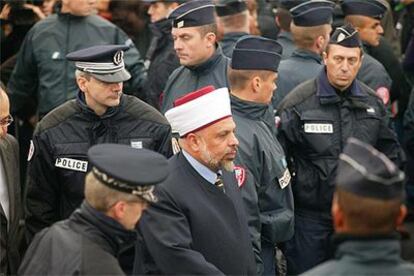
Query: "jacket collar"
230 95 276 132
333 233 401 263
316 67 365 105
70 201 137 256
291 48 323 64
76 91 122 119
186 46 226 74
277 30 293 42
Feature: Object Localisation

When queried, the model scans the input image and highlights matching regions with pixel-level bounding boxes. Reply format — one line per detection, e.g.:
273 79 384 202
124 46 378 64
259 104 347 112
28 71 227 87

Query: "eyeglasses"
0 115 13 127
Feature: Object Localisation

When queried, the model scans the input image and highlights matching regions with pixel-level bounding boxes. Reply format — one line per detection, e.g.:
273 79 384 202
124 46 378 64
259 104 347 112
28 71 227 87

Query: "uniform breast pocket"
300 112 337 156
354 111 381 144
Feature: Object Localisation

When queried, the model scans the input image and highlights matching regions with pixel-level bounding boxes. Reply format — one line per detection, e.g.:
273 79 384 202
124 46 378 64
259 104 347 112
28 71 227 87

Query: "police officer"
341 0 392 104
303 138 414 276
229 35 294 275
19 144 169 275
277 24 403 274
160 0 231 113
272 0 335 109
215 0 249 58
25 45 173 242
143 0 183 110
274 0 301 60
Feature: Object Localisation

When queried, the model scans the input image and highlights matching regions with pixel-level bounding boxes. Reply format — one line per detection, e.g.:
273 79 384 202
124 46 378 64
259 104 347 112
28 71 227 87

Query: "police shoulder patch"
234 166 246 188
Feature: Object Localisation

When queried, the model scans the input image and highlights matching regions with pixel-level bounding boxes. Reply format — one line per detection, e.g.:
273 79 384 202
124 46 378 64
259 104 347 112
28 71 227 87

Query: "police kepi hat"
336 138 405 200
169 0 215 28
329 24 362 48
66 45 131 83
290 0 335 27
231 35 283 72
341 0 387 20
215 0 247 17
88 144 169 203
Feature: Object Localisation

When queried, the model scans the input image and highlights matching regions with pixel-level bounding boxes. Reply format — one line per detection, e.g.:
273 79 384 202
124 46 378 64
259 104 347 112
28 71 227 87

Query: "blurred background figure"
141 0 182 110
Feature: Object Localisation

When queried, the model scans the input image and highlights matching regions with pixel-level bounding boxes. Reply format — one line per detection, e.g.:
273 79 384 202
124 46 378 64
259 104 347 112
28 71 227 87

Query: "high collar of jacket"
230 95 276 130
222 32 249 41
58 11 87 21
332 233 401 263
70 201 137 256
291 48 323 64
277 30 293 41
150 18 173 37
76 91 122 120
187 46 225 74
316 67 365 104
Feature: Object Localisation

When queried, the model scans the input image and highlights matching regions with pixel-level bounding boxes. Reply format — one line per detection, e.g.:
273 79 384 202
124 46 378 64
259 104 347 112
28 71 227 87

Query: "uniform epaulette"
276 78 316 114
34 100 80 135
123 95 170 126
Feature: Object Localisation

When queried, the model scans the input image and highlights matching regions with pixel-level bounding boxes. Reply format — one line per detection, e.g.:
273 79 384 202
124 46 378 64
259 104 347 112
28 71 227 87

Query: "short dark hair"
276 8 292 32
197 23 218 36
228 67 274 91
336 187 402 235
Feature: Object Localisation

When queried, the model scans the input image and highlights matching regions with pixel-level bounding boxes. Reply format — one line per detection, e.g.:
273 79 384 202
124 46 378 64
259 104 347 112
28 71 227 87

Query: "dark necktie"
214 174 225 193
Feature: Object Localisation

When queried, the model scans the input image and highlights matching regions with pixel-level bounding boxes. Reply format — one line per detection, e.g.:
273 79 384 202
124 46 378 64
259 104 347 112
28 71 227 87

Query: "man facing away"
302 138 414 276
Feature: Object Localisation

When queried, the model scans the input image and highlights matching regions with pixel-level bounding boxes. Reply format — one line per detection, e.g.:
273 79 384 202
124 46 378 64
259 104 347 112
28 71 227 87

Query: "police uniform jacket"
140 152 256 275
277 68 402 219
302 234 414 276
25 92 172 240
145 18 180 110
357 49 392 95
220 32 249 58
404 88 414 156
8 12 147 117
272 49 323 109
231 96 294 273
160 47 230 113
19 201 136 275
276 31 296 60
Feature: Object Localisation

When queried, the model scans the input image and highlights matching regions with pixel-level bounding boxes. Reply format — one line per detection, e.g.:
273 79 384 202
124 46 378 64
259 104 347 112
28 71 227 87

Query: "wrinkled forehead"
328 44 362 58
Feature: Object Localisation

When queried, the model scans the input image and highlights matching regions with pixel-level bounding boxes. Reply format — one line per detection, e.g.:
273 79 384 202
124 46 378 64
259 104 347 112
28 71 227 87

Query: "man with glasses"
0 85 24 275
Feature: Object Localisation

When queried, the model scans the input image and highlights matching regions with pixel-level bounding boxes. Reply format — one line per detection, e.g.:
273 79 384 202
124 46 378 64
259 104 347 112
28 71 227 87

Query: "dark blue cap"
290 0 335 27
66 44 131 83
330 24 362 48
341 0 387 20
279 0 308 11
169 0 215 28
336 138 405 200
215 0 247 17
231 35 283 72
88 144 169 203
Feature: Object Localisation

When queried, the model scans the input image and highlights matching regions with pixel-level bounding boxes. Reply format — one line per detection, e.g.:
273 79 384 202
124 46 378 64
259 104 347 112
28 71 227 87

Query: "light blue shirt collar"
182 150 218 184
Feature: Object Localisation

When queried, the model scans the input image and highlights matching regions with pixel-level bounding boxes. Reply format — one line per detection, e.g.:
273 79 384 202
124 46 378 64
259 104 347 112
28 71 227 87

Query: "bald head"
0 85 11 139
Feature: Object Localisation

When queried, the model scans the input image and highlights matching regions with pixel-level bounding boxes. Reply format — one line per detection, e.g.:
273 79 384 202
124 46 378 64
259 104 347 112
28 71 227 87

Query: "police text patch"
55 157 88 172
304 123 333 134
278 168 291 189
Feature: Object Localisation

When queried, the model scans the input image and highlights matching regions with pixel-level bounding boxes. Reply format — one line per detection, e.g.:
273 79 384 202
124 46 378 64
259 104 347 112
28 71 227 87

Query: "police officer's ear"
322 51 328 65
251 75 261 94
76 74 89 93
205 32 217 48
396 205 407 228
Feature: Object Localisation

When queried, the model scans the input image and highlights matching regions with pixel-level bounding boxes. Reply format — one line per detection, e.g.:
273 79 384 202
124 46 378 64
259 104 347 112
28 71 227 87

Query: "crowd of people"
0 0 414 275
